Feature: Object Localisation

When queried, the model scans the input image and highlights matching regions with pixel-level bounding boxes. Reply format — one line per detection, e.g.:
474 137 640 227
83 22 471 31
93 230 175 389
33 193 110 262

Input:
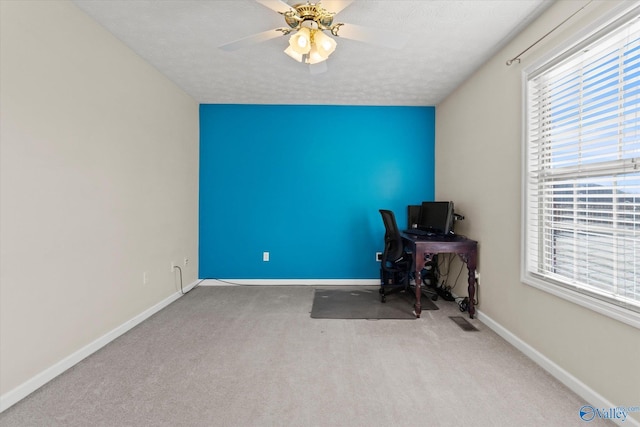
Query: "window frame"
521 2 640 330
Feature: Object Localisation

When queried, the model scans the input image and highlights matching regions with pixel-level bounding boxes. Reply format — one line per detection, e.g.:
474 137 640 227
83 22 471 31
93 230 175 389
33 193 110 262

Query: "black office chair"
379 209 439 303
378 209 413 303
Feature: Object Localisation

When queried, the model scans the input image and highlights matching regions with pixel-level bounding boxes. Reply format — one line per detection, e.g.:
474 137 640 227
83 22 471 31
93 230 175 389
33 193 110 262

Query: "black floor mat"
310 287 438 319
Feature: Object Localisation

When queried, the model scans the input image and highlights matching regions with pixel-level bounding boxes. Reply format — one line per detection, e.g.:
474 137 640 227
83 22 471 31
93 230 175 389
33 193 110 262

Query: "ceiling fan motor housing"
285 3 335 30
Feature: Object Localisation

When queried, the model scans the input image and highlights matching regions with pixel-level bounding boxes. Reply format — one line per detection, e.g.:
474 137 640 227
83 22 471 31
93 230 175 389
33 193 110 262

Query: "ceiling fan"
219 0 408 73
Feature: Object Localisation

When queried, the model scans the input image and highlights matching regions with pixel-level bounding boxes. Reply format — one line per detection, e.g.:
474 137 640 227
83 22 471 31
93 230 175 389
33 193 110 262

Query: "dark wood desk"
401 232 478 319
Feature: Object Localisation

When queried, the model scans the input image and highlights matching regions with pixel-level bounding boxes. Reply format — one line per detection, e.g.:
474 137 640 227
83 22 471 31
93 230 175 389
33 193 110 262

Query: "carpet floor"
0 285 614 427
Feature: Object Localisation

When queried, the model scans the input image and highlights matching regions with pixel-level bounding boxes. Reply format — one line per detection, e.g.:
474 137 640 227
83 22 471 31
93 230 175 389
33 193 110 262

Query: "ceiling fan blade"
255 0 292 14
334 23 409 50
320 0 354 15
309 61 328 75
219 28 285 51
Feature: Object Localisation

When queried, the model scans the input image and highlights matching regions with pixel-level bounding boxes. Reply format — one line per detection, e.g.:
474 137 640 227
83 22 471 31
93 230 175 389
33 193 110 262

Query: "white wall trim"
200 278 380 286
0 280 200 413
477 310 640 427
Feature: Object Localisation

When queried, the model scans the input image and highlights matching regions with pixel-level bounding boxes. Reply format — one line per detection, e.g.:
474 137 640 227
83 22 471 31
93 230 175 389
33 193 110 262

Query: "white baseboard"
477 310 640 427
0 280 200 413
200 278 380 286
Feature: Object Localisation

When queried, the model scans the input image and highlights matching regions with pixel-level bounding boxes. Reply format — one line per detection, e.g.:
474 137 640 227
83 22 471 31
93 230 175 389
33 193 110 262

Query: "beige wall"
436 0 639 420
0 0 199 398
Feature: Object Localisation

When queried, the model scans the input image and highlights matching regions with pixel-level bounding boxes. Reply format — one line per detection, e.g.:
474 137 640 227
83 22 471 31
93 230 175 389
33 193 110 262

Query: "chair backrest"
379 209 404 263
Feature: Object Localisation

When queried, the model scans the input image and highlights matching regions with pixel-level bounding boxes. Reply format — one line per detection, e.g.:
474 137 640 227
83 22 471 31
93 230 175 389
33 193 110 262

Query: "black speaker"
407 205 421 229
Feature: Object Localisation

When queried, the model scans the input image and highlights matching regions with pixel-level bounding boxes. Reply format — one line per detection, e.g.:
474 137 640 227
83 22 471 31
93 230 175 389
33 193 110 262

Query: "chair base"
379 269 410 303
379 269 439 303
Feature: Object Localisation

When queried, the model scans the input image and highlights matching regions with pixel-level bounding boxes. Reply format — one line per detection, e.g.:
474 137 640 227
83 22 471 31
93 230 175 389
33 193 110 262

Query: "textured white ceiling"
72 0 554 106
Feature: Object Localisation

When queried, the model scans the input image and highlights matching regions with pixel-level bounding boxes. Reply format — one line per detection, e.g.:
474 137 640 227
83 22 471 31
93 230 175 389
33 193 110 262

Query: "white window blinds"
524 9 640 313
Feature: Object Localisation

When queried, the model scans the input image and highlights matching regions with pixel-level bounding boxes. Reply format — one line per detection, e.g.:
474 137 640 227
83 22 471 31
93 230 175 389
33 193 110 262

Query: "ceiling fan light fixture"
289 27 312 55
280 3 342 67
307 44 326 64
313 30 337 58
284 45 304 62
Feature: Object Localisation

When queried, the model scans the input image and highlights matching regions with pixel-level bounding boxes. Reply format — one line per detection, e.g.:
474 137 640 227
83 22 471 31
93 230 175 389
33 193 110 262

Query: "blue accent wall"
199 104 435 279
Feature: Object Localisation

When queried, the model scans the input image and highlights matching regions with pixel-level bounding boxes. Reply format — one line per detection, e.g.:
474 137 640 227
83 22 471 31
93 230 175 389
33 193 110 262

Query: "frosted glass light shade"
284 46 303 62
307 45 326 64
289 28 312 55
313 30 337 59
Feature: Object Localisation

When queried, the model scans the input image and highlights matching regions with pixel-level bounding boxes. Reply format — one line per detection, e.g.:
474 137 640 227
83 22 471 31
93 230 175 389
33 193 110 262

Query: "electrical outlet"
170 262 176 272
183 257 189 266
143 272 149 285
376 252 383 262
263 252 270 262
475 271 480 281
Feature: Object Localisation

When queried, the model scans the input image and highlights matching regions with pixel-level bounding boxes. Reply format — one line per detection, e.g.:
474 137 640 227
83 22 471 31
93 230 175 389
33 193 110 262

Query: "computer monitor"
418 201 454 235
407 205 422 229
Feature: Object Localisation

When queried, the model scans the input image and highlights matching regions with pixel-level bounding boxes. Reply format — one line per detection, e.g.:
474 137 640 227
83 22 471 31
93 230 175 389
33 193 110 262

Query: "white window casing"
522 3 640 329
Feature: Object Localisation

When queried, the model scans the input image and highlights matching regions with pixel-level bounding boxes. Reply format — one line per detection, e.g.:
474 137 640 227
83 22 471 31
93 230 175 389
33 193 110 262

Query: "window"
524 5 640 326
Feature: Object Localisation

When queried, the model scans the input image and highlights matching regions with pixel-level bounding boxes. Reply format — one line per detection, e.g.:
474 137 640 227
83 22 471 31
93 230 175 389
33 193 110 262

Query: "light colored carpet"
0 285 613 426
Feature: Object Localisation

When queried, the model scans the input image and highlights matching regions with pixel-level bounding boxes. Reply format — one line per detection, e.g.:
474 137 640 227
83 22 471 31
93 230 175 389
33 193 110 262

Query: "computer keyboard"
403 228 430 236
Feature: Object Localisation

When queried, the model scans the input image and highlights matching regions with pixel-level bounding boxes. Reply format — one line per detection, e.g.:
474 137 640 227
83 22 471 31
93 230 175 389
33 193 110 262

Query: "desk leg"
465 250 477 319
413 268 422 318
467 272 476 319
414 253 434 318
